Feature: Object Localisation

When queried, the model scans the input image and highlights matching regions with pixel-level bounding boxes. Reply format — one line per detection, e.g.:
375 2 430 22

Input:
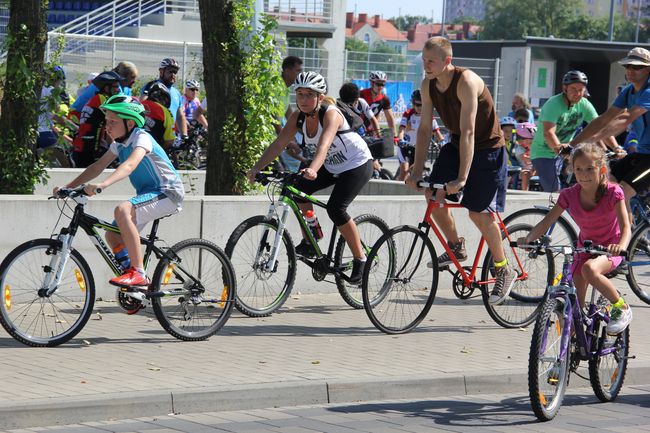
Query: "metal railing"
263 0 332 25
53 0 198 37
46 33 203 89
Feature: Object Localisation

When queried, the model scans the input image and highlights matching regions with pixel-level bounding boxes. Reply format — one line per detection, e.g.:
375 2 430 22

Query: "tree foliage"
388 15 432 31
0 0 48 194
482 0 650 41
199 0 284 195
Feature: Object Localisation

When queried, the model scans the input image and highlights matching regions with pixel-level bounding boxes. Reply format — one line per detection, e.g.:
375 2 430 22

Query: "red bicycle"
361 182 554 334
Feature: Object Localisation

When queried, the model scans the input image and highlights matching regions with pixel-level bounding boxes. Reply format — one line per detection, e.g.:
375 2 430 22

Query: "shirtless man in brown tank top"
405 36 515 305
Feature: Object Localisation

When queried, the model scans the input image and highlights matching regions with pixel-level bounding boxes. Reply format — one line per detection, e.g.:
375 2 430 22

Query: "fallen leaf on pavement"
311 361 320 364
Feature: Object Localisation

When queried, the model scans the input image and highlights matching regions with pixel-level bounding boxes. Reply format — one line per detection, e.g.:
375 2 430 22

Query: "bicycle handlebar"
415 181 447 190
51 185 102 199
510 238 627 258
253 169 303 186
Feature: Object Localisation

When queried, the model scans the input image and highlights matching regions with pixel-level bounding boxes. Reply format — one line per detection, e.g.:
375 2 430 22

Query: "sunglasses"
624 64 647 71
413 102 422 107
188 88 199 91
373 82 386 87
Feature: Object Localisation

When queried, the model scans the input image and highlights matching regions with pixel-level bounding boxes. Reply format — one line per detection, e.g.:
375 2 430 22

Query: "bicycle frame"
546 253 617 365
47 194 197 295
259 182 341 274
419 199 527 287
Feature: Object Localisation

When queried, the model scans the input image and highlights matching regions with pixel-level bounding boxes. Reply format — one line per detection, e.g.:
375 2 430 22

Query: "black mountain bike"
226 170 389 317
0 186 235 347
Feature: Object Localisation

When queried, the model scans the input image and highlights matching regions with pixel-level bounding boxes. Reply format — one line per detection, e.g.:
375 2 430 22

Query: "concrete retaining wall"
1 190 551 299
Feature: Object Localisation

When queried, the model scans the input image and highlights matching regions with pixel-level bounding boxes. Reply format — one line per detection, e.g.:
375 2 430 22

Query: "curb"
2 365 649 430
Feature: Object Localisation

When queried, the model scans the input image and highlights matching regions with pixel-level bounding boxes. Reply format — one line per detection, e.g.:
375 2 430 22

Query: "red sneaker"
109 268 151 289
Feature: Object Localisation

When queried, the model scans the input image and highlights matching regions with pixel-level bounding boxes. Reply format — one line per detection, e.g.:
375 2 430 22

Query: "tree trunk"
199 0 246 195
0 0 48 193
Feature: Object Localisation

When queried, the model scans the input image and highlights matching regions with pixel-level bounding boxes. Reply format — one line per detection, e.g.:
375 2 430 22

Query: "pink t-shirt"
557 182 625 248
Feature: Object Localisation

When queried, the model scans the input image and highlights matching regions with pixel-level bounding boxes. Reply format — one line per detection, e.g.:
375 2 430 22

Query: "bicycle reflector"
4 285 11 310
221 286 229 308
75 269 86 292
163 264 175 285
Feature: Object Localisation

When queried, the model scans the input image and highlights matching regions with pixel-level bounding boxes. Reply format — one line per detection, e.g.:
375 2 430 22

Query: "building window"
363 33 370 44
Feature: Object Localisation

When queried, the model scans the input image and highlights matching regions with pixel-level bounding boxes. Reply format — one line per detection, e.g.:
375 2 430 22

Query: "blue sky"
346 0 445 22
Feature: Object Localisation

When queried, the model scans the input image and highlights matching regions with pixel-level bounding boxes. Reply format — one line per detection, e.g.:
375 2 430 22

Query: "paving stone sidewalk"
0 287 648 430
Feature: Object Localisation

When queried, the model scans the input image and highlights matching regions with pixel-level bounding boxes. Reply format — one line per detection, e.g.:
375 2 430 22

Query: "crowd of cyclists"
35 41 649 336
38 57 208 169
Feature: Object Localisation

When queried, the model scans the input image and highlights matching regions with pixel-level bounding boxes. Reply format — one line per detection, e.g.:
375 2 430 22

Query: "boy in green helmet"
54 94 185 307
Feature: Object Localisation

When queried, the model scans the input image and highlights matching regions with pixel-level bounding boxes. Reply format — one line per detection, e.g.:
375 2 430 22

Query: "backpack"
296 101 364 135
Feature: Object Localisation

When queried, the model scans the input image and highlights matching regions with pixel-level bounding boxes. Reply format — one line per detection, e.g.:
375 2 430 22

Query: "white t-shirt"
399 109 440 146
38 87 54 133
356 98 375 120
301 105 372 174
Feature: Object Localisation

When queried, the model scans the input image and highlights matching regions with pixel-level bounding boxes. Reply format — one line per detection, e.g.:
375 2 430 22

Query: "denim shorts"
531 157 564 192
428 143 507 212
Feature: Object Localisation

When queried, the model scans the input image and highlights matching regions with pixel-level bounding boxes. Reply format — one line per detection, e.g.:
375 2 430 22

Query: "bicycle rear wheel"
0 238 95 347
151 239 235 341
362 226 438 334
528 297 570 421
481 223 553 328
335 214 390 309
589 322 629 402
225 216 296 317
626 220 650 305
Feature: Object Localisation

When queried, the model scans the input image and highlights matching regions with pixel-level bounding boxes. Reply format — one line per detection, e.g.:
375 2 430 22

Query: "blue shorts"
531 157 563 192
428 144 507 212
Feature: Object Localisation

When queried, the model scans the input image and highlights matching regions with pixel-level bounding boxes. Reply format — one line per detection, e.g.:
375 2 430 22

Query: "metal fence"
264 0 332 25
343 49 504 123
46 33 203 91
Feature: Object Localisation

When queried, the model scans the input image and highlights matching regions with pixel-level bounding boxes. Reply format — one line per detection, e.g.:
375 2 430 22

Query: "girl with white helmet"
247 71 373 284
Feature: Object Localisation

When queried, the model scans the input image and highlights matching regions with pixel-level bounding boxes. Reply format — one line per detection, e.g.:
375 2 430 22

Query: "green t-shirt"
530 93 598 159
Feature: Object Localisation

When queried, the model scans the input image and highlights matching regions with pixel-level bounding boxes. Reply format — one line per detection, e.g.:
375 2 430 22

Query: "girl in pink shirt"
521 143 632 334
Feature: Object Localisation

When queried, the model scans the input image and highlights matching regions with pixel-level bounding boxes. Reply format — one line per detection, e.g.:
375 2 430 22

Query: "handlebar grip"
94 187 102 194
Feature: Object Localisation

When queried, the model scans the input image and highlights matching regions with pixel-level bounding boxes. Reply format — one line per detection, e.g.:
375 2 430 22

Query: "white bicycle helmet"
369 70 387 82
294 71 327 94
185 79 200 90
159 58 180 70
500 116 517 127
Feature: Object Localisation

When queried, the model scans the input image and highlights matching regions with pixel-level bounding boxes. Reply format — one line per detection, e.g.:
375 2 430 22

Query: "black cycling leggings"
295 160 373 226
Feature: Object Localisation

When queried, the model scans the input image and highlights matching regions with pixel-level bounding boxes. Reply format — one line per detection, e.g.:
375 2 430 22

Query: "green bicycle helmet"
100 94 146 128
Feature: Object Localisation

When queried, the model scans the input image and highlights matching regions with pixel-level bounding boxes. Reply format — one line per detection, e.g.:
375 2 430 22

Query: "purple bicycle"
526 239 633 421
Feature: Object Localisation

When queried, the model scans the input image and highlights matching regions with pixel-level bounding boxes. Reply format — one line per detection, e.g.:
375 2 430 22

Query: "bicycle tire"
528 297 570 421
0 238 95 347
481 223 553 328
362 225 438 334
225 215 296 317
151 238 236 341
334 214 390 309
589 321 629 402
626 220 650 305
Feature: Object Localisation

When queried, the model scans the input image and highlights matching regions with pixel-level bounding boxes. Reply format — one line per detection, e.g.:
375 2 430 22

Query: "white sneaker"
488 265 516 305
607 304 633 335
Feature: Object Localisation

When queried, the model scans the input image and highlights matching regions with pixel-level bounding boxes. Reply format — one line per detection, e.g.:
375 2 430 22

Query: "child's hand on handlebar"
607 243 624 256
246 168 260 184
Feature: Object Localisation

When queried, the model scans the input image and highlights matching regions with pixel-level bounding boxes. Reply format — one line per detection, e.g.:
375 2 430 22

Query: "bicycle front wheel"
0 239 95 347
362 226 438 334
589 322 629 402
528 297 570 421
151 239 236 341
626 220 650 305
335 214 390 309
481 223 553 328
225 216 296 317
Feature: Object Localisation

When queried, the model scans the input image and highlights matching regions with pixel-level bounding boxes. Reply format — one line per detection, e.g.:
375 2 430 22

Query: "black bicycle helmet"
92 70 123 89
146 82 171 108
562 70 588 86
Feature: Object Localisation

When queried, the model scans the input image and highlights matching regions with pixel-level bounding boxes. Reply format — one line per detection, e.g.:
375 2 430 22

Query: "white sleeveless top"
302 105 372 174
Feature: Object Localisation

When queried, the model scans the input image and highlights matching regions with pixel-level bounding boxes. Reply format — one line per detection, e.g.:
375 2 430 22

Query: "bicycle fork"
43 232 75 296
261 201 291 272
